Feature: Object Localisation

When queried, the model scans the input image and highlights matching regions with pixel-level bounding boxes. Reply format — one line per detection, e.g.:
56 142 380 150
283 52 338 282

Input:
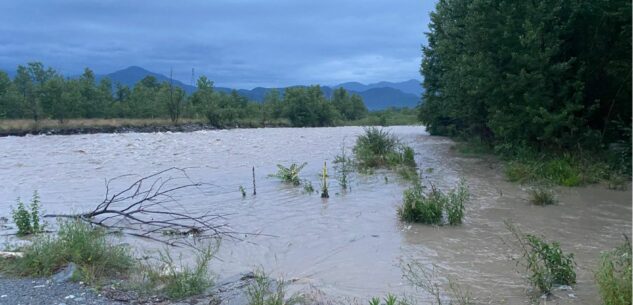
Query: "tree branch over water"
45 167 235 247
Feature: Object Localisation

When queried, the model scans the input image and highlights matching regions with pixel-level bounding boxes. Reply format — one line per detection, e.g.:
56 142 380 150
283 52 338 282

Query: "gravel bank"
0 275 124 305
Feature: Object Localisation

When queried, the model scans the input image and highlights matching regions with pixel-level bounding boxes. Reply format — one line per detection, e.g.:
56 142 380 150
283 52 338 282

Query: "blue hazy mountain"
98 66 422 110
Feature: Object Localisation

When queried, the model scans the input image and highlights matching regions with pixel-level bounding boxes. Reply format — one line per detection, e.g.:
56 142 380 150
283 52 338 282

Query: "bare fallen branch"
45 167 235 247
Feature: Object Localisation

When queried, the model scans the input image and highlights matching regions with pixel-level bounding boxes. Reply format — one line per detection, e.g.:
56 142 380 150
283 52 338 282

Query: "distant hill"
334 79 422 96
96 66 422 110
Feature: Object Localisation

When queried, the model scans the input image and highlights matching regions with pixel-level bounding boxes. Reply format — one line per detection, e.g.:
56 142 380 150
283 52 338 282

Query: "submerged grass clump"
595 237 632 305
398 180 469 225
271 162 307 186
246 269 300 305
353 127 418 181
136 245 215 300
506 222 576 295
528 186 557 206
0 220 133 283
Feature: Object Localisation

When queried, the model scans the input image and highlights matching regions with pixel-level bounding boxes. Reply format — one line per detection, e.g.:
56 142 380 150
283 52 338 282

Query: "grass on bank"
398 181 469 225
0 219 216 300
595 237 632 305
452 140 630 188
0 220 133 284
135 245 215 300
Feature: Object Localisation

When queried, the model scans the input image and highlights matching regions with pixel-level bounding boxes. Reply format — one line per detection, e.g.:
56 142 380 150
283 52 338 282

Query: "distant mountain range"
98 66 422 110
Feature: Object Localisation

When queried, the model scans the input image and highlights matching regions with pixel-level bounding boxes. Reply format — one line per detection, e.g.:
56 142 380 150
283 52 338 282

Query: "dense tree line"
419 0 631 157
0 62 368 127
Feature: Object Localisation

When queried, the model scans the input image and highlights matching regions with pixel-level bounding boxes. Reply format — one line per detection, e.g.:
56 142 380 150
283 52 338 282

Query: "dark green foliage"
11 191 43 236
398 181 469 225
1 221 133 283
596 237 632 305
333 145 354 191
419 0 632 175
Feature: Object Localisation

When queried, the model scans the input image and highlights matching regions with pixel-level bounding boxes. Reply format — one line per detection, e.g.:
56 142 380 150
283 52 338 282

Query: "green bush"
398 181 469 225
11 191 43 236
595 238 632 305
1 220 133 283
270 162 307 186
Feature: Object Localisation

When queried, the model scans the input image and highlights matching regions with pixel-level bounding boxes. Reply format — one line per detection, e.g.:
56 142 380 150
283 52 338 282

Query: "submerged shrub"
2 220 133 283
353 127 418 181
398 181 469 225
506 222 576 295
595 237 632 305
271 162 307 186
11 191 44 236
528 186 557 206
353 127 398 168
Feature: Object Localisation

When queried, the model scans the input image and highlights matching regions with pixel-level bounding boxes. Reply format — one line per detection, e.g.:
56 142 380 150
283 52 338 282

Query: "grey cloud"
0 0 435 88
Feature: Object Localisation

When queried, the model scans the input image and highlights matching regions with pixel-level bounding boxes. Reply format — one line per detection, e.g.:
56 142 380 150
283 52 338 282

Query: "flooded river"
0 126 630 304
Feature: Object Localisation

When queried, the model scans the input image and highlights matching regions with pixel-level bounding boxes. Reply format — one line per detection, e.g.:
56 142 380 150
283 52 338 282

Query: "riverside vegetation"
419 0 632 186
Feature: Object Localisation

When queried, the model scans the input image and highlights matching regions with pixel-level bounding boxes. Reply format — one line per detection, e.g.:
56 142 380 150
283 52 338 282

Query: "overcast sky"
0 0 435 89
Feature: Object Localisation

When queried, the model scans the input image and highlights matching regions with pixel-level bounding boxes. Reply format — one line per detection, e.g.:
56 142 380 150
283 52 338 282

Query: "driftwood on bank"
45 167 234 247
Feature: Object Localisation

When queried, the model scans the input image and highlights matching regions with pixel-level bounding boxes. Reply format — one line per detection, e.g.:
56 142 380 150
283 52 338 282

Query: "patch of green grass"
270 162 307 186
528 186 557 206
505 153 612 187
595 237 632 305
137 245 215 300
398 181 469 225
452 140 494 156
506 222 576 295
0 220 133 284
246 269 300 305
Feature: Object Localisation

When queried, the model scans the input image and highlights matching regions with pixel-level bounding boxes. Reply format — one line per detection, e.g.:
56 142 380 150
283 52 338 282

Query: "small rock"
64 295 75 299
53 262 78 283
0 295 7 298
33 284 46 288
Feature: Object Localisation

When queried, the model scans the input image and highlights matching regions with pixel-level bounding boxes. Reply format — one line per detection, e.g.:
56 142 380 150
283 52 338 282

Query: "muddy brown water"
0 126 630 304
